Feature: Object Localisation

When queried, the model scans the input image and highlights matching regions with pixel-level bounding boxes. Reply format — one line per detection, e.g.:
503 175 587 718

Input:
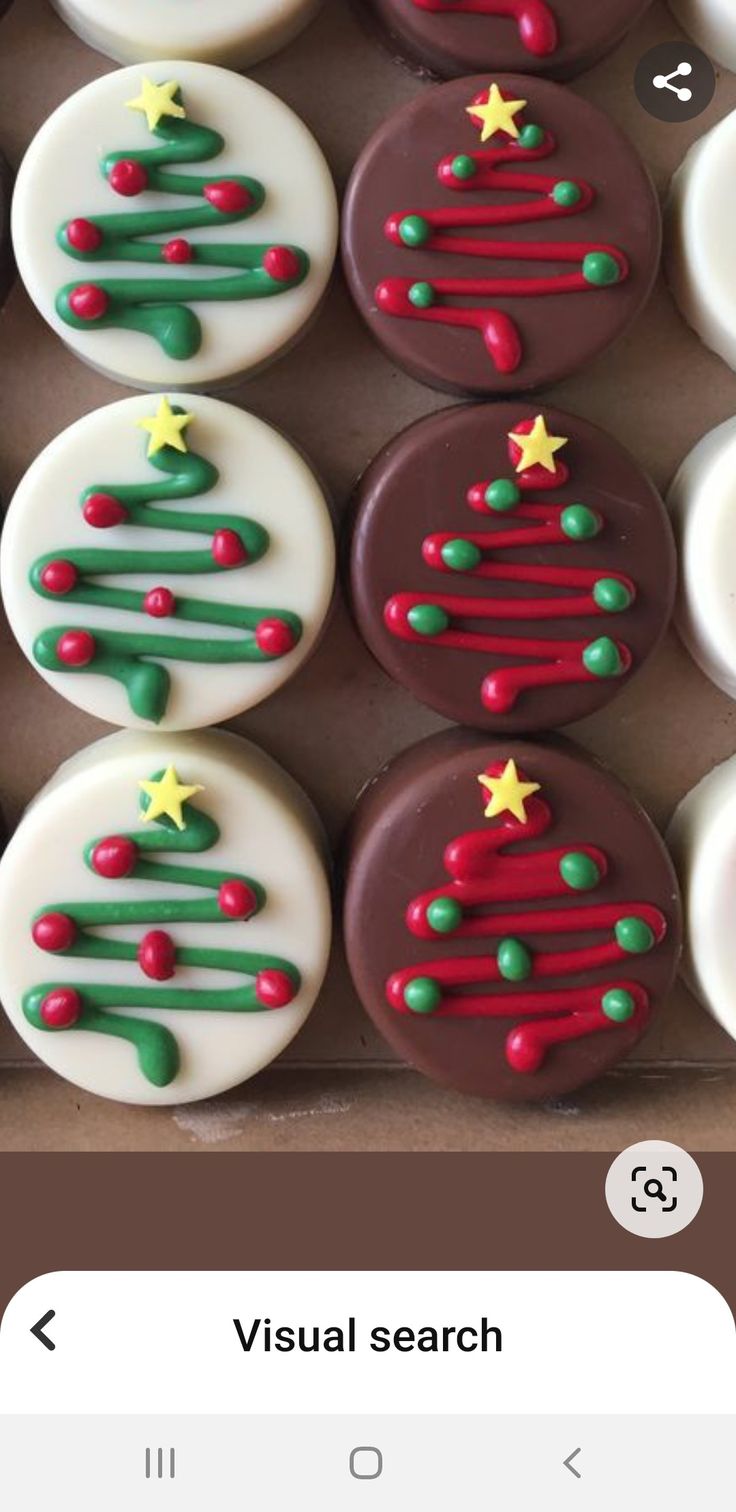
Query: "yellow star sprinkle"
139 767 204 832
467 83 527 143
137 397 194 458
508 414 568 475
126 76 186 134
478 760 540 825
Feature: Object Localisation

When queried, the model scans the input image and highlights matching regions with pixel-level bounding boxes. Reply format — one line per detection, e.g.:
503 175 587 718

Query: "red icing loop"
218 880 258 920
40 559 78 596
108 158 148 197
91 835 138 879
69 284 109 321
162 238 193 264
204 180 252 214
263 245 301 282
66 218 103 252
40 987 82 1029
138 929 176 982
56 629 96 666
386 766 667 1073
255 618 296 658
409 0 559 58
212 528 248 568
255 968 296 1008
83 492 129 528
32 911 77 953
144 586 176 619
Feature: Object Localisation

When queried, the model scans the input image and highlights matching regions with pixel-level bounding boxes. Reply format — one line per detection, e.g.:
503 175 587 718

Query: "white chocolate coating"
50 0 323 69
666 107 736 373
11 62 338 390
669 0 736 73
0 729 332 1105
666 756 736 1044
1 393 335 731
667 417 736 699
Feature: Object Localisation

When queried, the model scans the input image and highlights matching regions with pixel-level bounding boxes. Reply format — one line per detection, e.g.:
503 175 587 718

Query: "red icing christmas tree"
409 0 559 59
376 82 628 374
384 413 635 715
386 758 668 1075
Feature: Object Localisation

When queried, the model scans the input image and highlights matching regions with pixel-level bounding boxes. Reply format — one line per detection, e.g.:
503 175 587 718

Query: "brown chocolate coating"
342 74 661 396
343 728 681 1102
359 0 652 81
349 402 675 733
0 152 14 308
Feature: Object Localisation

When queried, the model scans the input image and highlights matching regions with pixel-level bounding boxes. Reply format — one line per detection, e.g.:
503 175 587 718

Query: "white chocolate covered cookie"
11 63 337 390
1 393 335 731
0 730 332 1105
669 0 736 73
667 756 736 1044
50 0 323 69
667 417 736 699
667 107 736 373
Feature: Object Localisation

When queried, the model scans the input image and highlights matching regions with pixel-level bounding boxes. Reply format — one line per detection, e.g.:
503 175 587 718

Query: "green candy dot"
484 478 521 513
497 937 532 983
560 503 601 541
601 988 635 1024
452 154 477 180
593 577 632 613
408 281 435 309
399 214 431 248
441 538 481 572
583 635 624 679
407 603 449 638
552 179 582 207
519 123 544 149
615 916 655 955
404 976 441 1015
426 896 463 935
559 851 601 892
583 251 621 287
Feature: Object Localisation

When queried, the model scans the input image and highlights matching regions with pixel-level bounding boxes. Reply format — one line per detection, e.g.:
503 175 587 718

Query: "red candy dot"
144 586 176 618
212 528 247 568
69 283 108 321
56 630 96 667
218 880 258 920
40 988 81 1029
108 158 148 196
163 238 193 264
255 618 296 658
256 969 296 1009
138 930 176 982
40 559 78 596
66 217 102 252
263 245 300 283
91 835 138 880
32 911 77 953
204 179 251 214
83 492 128 529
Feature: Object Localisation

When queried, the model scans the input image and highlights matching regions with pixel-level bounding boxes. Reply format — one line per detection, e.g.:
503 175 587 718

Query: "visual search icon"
605 1141 703 1238
635 42 716 122
653 60 693 102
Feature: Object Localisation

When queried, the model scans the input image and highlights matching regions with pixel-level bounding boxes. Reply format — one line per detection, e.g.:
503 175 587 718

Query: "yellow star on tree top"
467 83 527 143
139 767 204 831
126 76 186 134
478 760 540 825
508 414 568 475
137 397 194 458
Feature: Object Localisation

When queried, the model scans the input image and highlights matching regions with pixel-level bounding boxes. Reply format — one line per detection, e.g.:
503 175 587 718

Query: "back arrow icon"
30 1310 56 1351
563 1448 582 1479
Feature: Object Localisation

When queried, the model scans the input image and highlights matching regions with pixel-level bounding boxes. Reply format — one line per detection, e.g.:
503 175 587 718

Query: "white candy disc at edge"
11 62 338 390
1 393 335 731
666 107 736 372
0 729 332 1105
666 757 736 1044
669 0 736 72
50 0 323 68
667 416 736 699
